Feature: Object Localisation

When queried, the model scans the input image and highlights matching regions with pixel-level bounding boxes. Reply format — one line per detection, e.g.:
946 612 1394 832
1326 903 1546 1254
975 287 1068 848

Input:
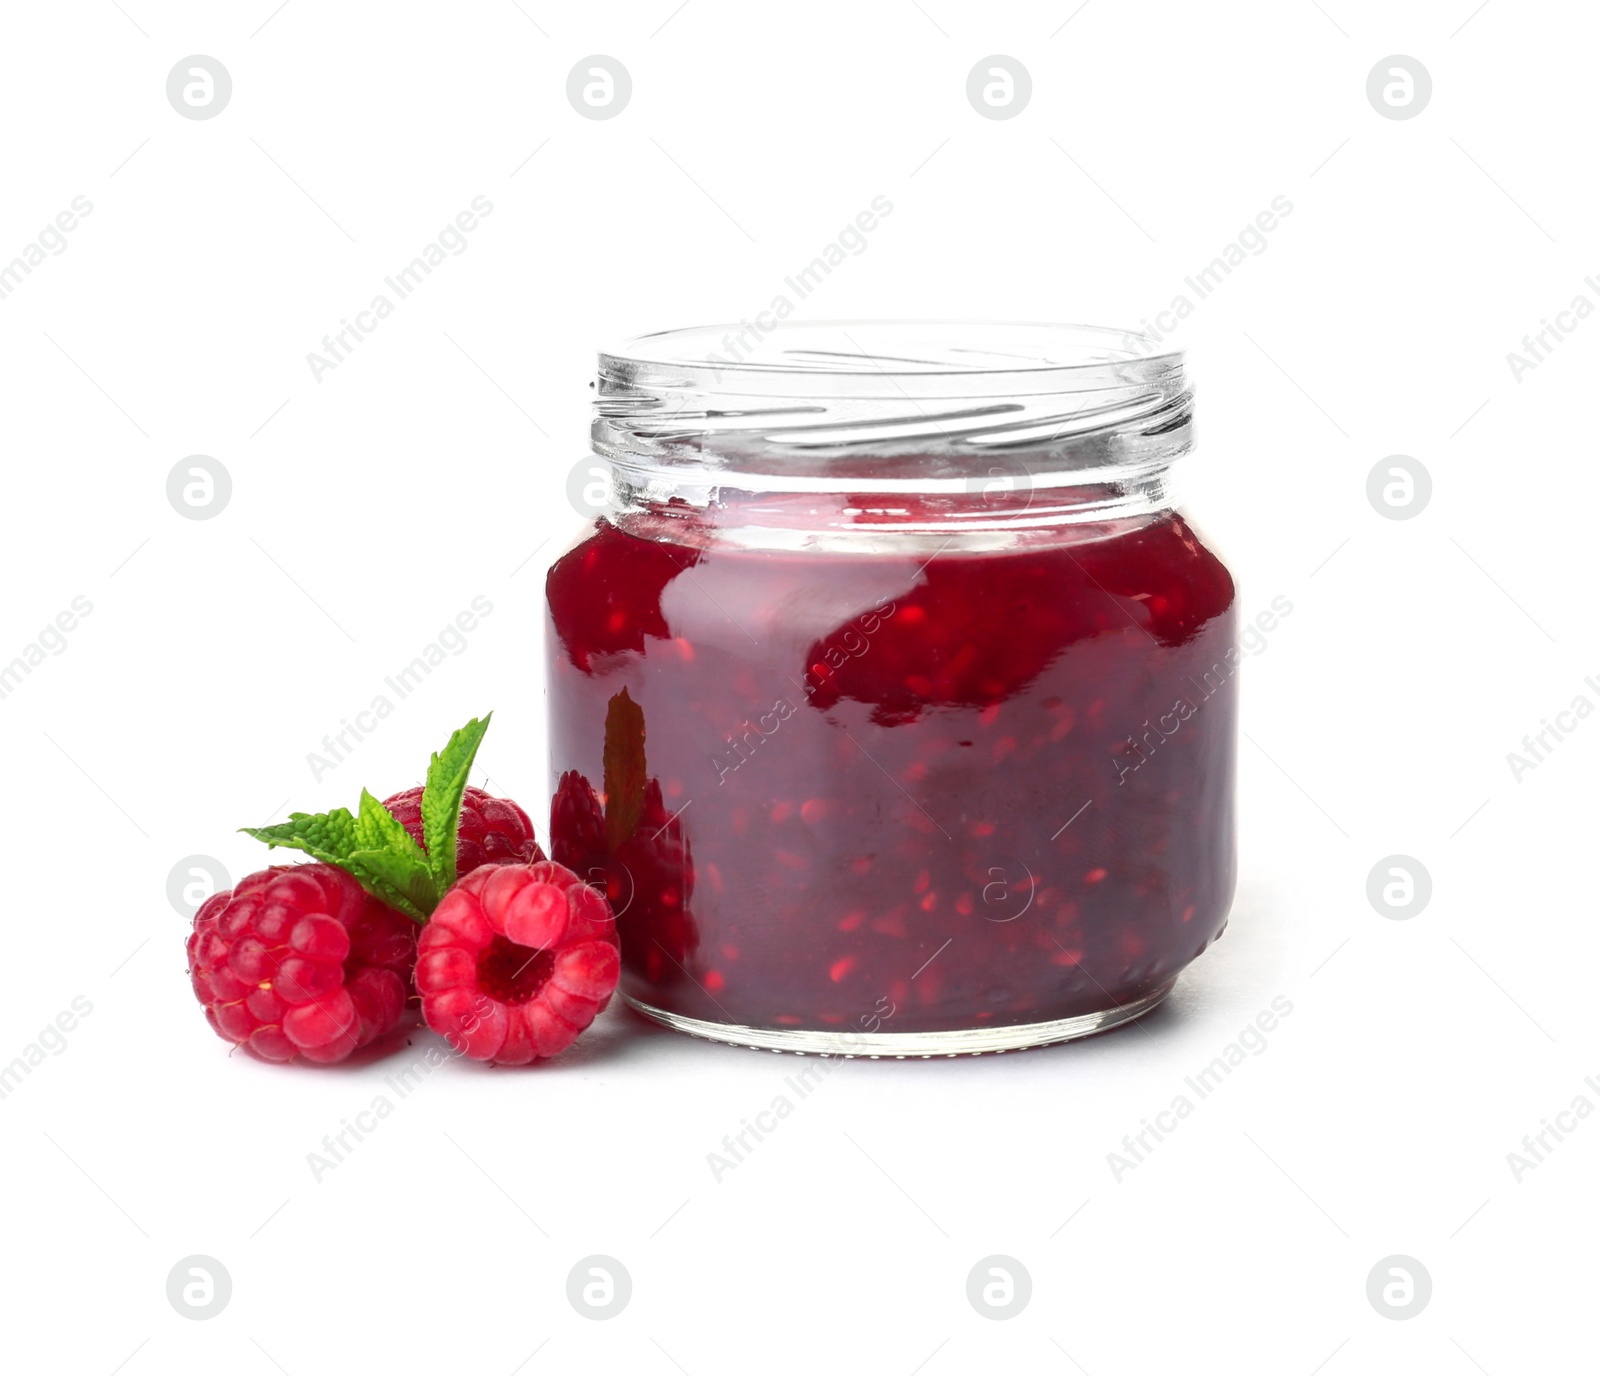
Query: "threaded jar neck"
590 321 1194 533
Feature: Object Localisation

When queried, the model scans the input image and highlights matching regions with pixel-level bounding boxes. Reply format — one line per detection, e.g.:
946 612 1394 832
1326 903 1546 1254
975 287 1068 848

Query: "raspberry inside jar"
546 322 1239 1053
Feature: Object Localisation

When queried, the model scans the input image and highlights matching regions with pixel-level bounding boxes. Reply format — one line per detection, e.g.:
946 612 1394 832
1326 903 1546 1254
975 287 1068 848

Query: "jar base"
621 979 1176 1057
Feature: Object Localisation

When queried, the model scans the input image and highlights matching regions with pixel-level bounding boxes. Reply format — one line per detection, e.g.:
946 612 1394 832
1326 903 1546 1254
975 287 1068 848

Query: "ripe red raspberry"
551 770 697 983
187 864 416 1064
415 860 620 1063
550 769 608 881
382 784 546 874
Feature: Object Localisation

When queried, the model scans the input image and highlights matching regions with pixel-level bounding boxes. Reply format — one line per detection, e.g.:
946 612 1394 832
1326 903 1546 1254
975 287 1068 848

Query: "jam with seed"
546 323 1239 1051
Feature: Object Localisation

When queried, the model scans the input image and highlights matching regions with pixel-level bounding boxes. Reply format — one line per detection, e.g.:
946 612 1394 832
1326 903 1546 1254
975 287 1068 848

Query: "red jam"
545 498 1239 1038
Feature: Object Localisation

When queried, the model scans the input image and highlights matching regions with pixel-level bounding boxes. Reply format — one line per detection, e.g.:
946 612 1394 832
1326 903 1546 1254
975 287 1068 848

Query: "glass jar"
545 322 1238 1056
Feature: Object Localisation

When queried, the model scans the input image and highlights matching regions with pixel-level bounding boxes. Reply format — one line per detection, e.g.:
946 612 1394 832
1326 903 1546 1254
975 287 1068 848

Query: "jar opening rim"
600 319 1180 381
592 320 1193 488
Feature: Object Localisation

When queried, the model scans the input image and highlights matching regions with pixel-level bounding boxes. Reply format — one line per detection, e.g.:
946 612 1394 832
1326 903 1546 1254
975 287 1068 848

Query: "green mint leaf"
240 808 361 869
343 850 437 922
240 794 437 924
352 788 437 917
603 688 647 852
352 787 427 860
420 714 493 893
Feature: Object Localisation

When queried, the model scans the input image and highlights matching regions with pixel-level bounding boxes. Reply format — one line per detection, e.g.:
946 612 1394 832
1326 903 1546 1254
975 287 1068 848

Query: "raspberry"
551 770 697 984
550 769 608 878
416 860 620 1063
187 864 416 1064
382 784 546 875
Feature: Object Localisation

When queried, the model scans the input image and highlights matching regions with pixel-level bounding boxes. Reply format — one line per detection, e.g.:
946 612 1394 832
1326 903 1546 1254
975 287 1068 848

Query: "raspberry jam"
546 323 1238 1054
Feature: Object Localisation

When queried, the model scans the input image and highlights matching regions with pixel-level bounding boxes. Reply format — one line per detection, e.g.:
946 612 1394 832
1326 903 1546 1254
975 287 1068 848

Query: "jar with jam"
546 322 1238 1055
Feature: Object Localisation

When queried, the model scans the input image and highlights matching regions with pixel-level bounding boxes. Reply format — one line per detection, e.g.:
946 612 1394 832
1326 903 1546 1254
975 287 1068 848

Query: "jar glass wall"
545 322 1238 1055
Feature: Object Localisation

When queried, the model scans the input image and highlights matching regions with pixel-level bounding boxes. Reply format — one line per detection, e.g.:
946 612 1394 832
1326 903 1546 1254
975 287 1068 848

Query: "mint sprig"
421 714 492 894
240 713 495 924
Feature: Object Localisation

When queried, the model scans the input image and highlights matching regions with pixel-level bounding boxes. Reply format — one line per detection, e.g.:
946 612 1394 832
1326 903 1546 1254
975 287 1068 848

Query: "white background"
1 1 1594 1372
